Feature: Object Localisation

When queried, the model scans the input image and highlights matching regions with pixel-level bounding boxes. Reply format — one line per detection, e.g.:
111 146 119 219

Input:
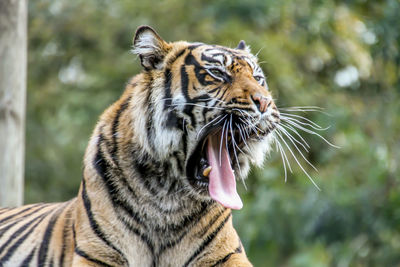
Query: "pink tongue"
207 131 243 210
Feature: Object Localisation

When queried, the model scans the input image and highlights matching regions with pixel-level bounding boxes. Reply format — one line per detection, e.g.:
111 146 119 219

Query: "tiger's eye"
210 69 224 78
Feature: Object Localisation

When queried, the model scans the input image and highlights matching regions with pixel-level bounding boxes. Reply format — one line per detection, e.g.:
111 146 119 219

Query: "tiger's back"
0 201 76 266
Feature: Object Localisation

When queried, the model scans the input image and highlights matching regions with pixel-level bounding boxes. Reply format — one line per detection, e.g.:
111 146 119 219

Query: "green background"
27 0 400 266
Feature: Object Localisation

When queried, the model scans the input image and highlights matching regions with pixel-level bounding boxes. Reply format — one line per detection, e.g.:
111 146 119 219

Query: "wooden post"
0 0 27 207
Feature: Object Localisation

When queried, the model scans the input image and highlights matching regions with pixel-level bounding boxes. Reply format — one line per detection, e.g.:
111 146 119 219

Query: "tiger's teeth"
203 166 212 177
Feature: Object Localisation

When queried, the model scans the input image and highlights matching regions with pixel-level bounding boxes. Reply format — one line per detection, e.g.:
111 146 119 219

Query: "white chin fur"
248 133 275 167
234 132 275 181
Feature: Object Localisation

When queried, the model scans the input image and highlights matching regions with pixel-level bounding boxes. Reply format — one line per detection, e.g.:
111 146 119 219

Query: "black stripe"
210 242 243 267
163 49 190 130
94 141 148 227
101 136 181 215
164 69 185 131
163 67 173 110
188 44 204 51
117 202 211 266
173 151 184 174
0 203 43 225
163 48 189 127
72 225 111 267
208 86 222 94
113 212 155 262
218 87 229 100
0 207 49 252
131 152 165 196
183 213 231 267
0 208 14 216
210 253 235 267
230 100 251 106
166 109 180 129
81 178 127 265
37 204 65 265
181 126 188 157
74 248 112 267
158 201 209 237
145 75 156 151
0 209 44 236
272 113 279 119
196 208 226 237
165 48 187 68
180 64 196 128
110 96 131 162
187 53 216 86
156 202 211 260
59 206 72 267
20 247 37 266
0 211 50 263
201 54 224 65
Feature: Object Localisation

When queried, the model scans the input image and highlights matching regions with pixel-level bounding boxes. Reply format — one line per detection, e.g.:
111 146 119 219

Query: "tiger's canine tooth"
203 166 212 177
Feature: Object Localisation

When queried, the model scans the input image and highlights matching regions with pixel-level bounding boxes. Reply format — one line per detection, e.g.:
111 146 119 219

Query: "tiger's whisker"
170 103 225 110
162 97 226 105
212 114 228 126
238 117 263 134
280 115 329 131
277 125 309 153
279 112 324 129
229 115 242 178
196 115 223 140
279 105 324 110
224 118 230 167
274 138 289 182
283 119 340 148
219 120 228 167
236 123 251 152
280 123 310 149
274 130 321 190
275 136 293 174
277 126 317 172
279 106 332 116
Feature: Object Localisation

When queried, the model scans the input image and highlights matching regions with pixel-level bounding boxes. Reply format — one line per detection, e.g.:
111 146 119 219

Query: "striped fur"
0 26 280 266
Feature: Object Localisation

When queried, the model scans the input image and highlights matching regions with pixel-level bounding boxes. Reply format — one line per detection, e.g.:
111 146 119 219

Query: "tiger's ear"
132 26 171 70
236 40 251 53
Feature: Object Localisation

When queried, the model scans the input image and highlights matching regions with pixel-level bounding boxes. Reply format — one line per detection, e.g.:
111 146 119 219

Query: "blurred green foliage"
26 0 399 265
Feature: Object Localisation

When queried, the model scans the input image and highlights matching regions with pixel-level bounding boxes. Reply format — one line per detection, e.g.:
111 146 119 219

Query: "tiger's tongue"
207 131 243 210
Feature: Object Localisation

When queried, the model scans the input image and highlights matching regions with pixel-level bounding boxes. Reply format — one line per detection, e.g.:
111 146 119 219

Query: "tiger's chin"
186 115 276 210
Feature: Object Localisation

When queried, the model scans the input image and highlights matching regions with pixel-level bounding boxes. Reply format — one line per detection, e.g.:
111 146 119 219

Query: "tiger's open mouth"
187 115 267 210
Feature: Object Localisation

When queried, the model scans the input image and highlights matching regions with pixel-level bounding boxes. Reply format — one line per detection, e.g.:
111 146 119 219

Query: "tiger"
0 25 280 266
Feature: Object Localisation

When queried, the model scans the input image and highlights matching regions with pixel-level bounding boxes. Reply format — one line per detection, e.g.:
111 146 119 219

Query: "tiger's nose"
251 93 271 113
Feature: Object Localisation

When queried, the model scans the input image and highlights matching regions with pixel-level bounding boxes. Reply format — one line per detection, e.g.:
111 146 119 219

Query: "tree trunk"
0 0 27 207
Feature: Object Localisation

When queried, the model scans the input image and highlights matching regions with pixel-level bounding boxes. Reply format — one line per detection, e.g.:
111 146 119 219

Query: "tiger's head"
132 26 280 209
